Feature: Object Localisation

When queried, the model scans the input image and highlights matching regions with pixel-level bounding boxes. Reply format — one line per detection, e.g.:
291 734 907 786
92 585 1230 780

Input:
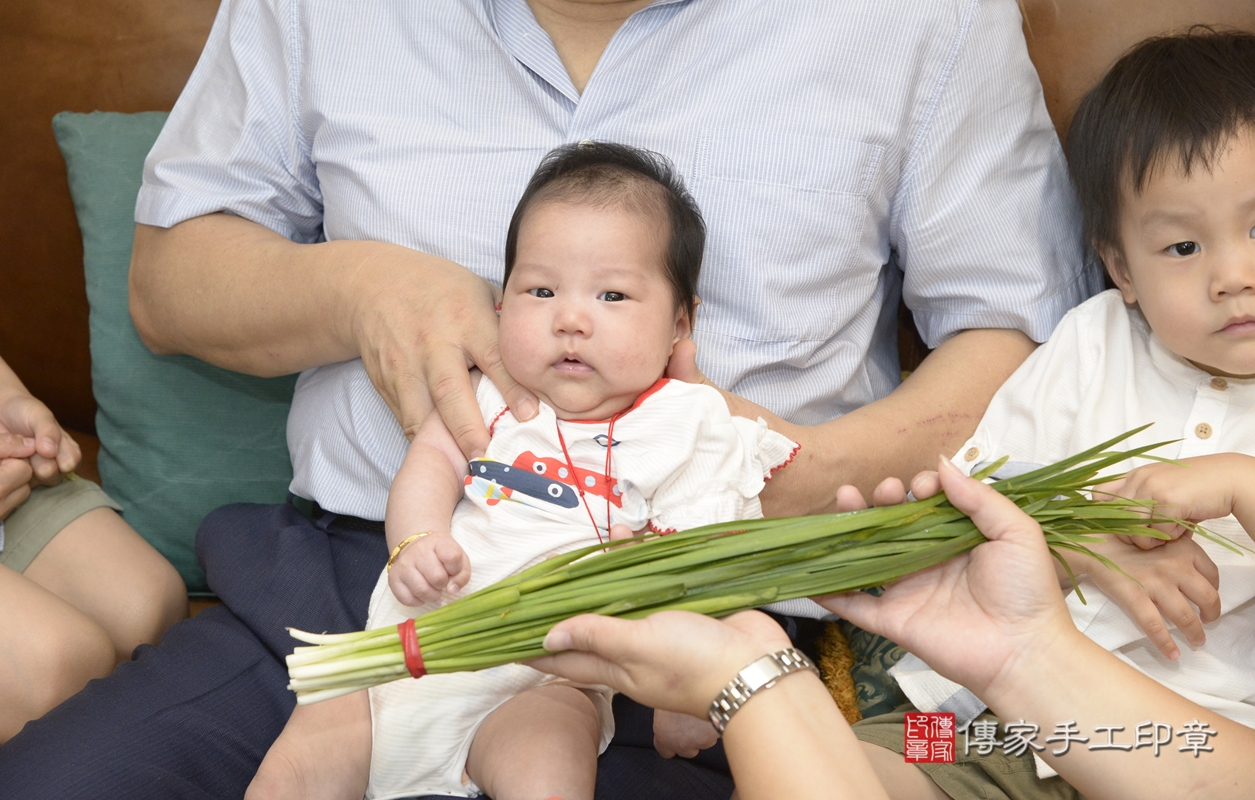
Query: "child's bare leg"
466 683 602 800
245 691 372 800
0 563 115 742
25 507 187 660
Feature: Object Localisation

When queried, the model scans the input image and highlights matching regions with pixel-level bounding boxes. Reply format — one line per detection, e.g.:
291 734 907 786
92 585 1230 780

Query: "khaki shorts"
853 705 1086 800
0 476 122 573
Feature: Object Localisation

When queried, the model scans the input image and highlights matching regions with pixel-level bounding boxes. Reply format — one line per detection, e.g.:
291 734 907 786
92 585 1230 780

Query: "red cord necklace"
553 411 620 546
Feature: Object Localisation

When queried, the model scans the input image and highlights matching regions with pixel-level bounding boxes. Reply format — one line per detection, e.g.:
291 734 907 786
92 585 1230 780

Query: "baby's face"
1107 129 1255 378
499 199 690 419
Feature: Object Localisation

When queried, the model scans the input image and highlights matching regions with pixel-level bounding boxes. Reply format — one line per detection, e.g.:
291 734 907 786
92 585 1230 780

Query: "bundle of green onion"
286 427 1230 705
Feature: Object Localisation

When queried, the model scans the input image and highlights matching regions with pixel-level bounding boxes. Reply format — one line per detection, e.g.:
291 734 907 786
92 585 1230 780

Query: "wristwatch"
708 647 819 733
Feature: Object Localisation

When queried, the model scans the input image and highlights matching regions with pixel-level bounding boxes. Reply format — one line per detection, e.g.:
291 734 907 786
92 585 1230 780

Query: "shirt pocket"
689 128 883 343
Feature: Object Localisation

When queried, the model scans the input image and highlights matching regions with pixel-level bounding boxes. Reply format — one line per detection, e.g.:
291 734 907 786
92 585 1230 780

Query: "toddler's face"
1107 129 1255 378
498 199 691 419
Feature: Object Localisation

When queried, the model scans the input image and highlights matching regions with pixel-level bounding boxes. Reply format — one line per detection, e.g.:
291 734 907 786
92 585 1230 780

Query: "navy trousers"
0 501 734 799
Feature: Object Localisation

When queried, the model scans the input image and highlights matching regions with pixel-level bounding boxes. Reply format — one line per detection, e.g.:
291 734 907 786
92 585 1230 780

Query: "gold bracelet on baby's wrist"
386 532 432 572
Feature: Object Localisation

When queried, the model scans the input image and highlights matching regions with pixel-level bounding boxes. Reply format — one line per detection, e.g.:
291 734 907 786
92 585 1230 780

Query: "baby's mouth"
554 355 593 373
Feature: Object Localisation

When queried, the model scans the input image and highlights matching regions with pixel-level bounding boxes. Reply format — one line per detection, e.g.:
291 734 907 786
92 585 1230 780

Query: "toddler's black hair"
1065 28 1255 257
504 141 705 323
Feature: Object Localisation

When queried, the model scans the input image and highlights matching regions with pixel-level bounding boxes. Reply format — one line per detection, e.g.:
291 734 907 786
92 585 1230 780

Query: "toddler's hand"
0 390 80 485
1078 535 1220 660
387 532 472 606
0 432 37 520
1093 455 1253 549
652 708 718 758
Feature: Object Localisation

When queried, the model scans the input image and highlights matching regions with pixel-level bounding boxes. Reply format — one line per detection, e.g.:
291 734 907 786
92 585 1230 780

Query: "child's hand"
1073 535 1221 660
387 532 472 606
0 389 81 485
0 432 37 520
1093 455 1254 549
652 708 719 758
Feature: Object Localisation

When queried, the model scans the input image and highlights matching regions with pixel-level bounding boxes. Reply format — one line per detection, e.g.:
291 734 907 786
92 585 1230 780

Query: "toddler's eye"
1166 241 1198 257
529 288 554 298
598 291 626 302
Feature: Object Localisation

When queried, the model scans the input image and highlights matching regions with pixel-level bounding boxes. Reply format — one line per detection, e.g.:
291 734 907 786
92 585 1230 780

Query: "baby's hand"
1078 535 1220 660
1093 454 1254 549
387 532 472 606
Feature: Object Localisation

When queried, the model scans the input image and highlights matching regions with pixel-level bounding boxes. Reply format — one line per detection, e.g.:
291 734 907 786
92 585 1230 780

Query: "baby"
256 141 797 800
876 28 1255 797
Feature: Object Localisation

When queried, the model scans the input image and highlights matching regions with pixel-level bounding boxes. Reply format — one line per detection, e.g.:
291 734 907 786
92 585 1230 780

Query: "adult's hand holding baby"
347 247 538 458
132 216 538 462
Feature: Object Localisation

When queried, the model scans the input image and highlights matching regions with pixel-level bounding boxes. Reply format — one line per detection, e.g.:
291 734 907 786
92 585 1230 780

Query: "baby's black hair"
1066 28 1255 257
503 141 705 323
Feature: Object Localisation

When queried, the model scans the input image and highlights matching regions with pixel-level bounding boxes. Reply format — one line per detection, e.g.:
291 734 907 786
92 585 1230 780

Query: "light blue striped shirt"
137 0 1101 522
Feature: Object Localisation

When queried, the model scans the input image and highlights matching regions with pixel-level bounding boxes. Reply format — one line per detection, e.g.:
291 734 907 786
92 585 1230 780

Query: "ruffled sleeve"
647 387 799 534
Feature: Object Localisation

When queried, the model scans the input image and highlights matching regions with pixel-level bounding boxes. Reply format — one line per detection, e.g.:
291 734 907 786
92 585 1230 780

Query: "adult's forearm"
760 328 1036 516
983 631 1251 799
130 214 428 376
721 672 888 800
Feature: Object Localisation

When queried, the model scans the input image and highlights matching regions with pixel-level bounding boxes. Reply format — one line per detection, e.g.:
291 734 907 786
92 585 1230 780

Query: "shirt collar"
485 0 694 105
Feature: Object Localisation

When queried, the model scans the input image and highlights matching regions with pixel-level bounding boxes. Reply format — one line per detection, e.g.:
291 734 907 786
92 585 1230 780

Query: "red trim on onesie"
647 521 678 535
398 619 426 678
487 406 510 437
765 442 801 481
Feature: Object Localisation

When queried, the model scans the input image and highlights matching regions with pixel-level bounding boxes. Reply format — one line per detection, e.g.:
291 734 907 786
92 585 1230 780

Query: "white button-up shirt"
895 290 1255 774
137 0 1099 520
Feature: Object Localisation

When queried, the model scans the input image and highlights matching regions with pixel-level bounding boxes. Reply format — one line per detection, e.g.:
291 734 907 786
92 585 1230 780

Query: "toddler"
255 141 797 800
0 354 186 741
872 29 1255 798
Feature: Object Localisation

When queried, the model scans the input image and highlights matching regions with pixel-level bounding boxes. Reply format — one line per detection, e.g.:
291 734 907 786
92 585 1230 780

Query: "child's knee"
109 566 187 660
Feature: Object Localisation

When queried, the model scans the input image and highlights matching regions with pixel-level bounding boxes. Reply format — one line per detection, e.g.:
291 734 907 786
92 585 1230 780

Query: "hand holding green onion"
286 427 1240 704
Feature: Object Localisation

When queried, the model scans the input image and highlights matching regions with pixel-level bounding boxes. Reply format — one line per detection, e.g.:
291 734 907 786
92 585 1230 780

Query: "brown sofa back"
3 0 1253 434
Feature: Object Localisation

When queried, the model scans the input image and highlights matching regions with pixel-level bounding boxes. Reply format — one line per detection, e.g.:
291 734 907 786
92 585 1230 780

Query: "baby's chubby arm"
385 381 478 606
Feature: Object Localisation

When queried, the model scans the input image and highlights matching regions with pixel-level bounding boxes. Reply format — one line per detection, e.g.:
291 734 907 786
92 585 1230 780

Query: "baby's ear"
1098 244 1138 304
673 296 699 342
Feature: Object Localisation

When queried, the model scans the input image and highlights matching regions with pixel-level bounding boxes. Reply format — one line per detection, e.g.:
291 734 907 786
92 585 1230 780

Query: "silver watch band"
708 647 818 733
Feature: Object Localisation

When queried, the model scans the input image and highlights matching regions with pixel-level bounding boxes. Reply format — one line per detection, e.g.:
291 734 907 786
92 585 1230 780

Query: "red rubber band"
397 619 426 678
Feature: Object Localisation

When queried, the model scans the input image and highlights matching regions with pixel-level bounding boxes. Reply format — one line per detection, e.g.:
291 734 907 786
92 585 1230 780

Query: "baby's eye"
598 291 626 302
1166 241 1199 257
529 288 554 298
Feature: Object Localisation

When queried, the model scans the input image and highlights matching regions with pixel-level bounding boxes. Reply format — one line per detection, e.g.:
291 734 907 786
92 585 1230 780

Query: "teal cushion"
52 111 297 594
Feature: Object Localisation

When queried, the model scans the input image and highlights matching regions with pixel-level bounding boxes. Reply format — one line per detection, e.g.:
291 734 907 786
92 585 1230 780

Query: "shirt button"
1211 377 1228 390
1195 423 1213 439
964 447 980 462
